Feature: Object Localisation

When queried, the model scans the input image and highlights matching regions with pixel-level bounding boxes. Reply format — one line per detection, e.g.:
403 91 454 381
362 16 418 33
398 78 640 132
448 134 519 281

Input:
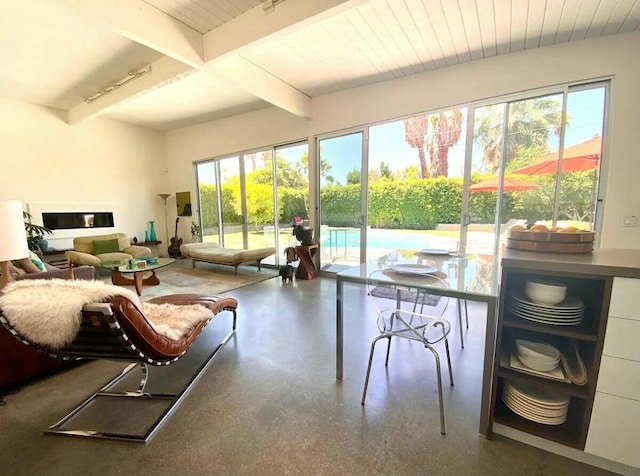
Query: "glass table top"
337 249 497 299
96 257 175 273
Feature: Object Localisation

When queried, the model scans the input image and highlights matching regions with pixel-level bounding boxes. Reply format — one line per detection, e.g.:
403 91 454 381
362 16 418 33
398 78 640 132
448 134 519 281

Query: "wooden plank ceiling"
0 0 637 130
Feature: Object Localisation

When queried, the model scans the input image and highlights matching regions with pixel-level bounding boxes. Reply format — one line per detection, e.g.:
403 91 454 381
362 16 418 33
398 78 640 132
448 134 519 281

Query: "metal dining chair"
361 270 454 435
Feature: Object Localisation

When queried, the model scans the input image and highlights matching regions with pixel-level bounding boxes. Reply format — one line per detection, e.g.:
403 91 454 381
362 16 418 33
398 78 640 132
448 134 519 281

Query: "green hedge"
199 172 594 230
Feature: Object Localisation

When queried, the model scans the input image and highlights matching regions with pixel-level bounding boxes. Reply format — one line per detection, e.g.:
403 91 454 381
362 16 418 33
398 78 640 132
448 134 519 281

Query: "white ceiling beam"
59 0 204 68
67 56 191 125
199 0 368 119
203 0 368 61
65 0 367 123
208 56 312 120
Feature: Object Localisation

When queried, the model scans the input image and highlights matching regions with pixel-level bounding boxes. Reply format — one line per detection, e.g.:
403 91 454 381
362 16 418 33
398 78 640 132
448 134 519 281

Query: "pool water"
319 228 456 251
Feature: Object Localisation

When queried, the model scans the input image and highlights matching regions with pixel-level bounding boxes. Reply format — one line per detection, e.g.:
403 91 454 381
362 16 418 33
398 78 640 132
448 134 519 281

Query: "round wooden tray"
508 229 595 243
506 238 593 254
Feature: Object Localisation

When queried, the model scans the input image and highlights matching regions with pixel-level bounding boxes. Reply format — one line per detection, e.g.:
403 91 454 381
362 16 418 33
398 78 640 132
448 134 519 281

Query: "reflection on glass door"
195 161 221 244
318 132 364 273
217 157 243 248
368 109 467 263
243 150 275 254
275 142 310 261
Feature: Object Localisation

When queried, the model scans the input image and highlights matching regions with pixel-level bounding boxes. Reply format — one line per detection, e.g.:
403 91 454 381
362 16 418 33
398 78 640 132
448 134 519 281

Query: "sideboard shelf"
501 317 599 342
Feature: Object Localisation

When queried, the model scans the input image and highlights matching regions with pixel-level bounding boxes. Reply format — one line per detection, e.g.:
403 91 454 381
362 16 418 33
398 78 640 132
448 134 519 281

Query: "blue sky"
198 87 605 188
319 87 605 185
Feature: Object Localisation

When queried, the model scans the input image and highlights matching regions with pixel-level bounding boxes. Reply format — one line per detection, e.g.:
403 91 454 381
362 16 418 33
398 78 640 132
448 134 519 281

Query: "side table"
294 244 319 280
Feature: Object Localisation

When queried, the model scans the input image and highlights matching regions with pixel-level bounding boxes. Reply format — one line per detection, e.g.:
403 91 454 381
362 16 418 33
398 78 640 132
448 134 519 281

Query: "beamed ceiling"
0 0 638 130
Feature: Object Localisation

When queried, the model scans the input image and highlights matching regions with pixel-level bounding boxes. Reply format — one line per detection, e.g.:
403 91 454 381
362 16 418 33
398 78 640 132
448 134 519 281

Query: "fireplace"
42 212 114 230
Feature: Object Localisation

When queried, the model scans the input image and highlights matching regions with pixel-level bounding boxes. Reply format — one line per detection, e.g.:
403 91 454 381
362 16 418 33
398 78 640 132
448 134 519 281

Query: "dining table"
335 248 499 435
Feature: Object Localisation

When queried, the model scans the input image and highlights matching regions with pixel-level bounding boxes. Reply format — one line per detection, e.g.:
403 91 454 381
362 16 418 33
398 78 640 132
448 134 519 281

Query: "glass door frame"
459 80 610 266
315 126 369 272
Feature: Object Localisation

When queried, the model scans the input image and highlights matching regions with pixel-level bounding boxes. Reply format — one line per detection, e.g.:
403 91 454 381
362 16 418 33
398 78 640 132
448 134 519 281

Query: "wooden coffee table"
97 257 175 296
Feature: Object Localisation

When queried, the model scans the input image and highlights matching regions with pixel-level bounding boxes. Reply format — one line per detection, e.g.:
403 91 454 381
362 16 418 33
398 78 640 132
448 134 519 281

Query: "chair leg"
425 345 446 435
362 336 384 405
384 336 392 366
444 338 454 387
464 300 469 329
457 299 465 349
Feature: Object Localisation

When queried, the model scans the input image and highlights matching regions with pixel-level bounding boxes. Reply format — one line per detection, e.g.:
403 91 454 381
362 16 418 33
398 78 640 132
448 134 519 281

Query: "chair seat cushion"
181 242 275 265
95 252 133 262
109 294 238 359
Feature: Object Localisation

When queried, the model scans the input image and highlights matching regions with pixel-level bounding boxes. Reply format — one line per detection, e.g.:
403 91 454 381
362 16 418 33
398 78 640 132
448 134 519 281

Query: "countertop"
501 248 640 279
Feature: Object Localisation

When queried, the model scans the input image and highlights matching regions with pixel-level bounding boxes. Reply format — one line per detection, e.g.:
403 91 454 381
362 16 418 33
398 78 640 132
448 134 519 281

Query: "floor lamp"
0 200 30 290
157 194 171 255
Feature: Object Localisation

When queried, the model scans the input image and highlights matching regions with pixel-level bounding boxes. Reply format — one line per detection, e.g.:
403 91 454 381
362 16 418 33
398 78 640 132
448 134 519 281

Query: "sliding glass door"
195 142 309 268
317 131 366 273
314 81 607 283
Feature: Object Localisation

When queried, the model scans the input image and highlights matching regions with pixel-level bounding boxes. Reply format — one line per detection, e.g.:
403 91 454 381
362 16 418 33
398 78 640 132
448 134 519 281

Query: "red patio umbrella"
469 177 539 193
512 134 601 175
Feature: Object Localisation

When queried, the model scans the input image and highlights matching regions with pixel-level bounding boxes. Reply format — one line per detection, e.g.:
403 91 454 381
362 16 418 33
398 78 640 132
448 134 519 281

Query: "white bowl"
525 280 567 305
517 354 560 372
515 340 561 361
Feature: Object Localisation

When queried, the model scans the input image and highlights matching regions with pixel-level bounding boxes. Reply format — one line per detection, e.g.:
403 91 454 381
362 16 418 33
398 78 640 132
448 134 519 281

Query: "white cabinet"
585 393 640 468
585 277 640 469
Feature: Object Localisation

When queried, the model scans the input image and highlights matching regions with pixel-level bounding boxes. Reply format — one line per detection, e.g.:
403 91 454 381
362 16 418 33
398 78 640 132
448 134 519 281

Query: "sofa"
0 258 95 398
65 233 152 267
180 242 276 275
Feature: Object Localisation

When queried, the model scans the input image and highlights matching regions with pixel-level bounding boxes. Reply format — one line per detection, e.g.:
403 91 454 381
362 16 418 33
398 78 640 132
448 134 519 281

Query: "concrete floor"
0 274 615 475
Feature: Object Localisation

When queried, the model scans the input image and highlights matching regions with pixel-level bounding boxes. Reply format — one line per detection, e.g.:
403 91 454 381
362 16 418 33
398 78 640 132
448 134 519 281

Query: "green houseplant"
190 221 202 242
23 211 52 251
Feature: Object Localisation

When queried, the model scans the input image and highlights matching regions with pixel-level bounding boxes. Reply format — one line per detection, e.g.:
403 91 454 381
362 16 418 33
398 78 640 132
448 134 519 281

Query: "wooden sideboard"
488 249 640 474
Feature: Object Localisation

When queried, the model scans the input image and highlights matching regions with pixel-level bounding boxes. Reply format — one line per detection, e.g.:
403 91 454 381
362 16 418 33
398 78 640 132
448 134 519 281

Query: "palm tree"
403 115 429 178
427 109 464 177
475 97 564 173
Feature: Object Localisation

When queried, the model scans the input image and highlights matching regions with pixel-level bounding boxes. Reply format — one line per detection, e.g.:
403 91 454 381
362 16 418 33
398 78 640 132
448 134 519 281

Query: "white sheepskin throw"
141 302 212 341
0 279 212 348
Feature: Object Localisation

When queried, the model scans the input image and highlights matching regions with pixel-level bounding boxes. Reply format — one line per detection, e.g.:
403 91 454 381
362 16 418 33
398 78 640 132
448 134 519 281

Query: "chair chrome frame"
361 271 454 435
1 300 237 443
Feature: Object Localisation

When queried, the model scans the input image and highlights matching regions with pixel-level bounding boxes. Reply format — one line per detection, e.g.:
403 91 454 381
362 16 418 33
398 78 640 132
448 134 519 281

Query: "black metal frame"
1 300 237 443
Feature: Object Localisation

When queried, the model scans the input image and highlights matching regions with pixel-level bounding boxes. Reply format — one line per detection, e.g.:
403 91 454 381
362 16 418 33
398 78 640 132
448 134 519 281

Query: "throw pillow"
93 239 120 254
29 250 46 271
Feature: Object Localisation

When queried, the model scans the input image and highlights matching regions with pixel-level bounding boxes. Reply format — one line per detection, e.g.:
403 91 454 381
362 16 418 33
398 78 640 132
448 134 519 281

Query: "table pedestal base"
294 244 319 280
111 270 160 296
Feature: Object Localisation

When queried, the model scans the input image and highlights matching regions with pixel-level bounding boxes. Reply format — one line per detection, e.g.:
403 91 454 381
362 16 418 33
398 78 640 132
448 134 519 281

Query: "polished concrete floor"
0 274 615 475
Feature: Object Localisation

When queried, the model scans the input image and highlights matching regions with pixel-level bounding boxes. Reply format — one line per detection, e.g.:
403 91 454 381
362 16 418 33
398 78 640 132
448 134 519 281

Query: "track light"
84 64 153 104
263 0 286 13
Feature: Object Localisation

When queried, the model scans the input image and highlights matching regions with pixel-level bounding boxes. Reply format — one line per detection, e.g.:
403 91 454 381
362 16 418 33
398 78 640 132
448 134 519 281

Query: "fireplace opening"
42 212 114 230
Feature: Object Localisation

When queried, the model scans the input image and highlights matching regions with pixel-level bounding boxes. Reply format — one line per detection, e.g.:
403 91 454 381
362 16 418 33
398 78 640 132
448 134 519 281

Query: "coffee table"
97 257 175 296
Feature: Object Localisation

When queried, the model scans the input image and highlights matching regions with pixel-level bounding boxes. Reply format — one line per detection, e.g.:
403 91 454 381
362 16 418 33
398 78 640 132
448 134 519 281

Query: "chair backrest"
367 269 450 319
367 269 451 343
73 233 129 254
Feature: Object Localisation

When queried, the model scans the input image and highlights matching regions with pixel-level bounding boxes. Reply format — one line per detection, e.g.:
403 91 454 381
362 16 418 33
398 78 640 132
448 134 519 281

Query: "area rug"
96 258 278 299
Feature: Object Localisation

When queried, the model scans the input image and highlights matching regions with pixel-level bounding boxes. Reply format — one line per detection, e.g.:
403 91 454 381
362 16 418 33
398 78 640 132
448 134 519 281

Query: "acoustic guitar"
168 217 183 258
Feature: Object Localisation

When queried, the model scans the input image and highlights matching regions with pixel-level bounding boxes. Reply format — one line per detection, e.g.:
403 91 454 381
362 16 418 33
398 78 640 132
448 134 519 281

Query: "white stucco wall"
165 31 640 249
0 98 168 249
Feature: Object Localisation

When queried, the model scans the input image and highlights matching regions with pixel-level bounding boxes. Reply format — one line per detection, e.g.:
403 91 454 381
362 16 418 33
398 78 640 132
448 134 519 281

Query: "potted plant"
23 211 52 251
190 221 202 242
293 224 314 245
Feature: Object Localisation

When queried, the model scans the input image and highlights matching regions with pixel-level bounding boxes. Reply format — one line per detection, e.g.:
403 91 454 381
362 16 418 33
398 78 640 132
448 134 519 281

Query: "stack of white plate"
515 339 561 372
502 381 570 425
508 289 584 326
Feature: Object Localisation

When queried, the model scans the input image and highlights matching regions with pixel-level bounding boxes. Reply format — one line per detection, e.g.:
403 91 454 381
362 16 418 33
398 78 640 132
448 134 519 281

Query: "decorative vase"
144 230 150 242
38 239 49 252
149 221 157 242
294 226 315 245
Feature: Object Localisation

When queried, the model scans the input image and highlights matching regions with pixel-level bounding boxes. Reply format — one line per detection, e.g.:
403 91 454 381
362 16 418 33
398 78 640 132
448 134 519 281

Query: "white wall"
0 98 169 250
165 31 640 249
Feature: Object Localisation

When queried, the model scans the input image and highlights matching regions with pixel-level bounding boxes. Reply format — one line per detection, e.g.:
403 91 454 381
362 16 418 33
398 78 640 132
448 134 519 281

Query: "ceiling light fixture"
84 64 153 104
263 0 286 13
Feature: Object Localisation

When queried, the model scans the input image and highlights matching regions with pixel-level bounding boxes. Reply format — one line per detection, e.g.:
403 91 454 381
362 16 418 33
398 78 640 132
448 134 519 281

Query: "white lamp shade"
0 200 29 261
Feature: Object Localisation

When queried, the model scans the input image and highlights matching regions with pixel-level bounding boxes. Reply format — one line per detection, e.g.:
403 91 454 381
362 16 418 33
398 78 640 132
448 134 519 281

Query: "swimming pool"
319 227 457 251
